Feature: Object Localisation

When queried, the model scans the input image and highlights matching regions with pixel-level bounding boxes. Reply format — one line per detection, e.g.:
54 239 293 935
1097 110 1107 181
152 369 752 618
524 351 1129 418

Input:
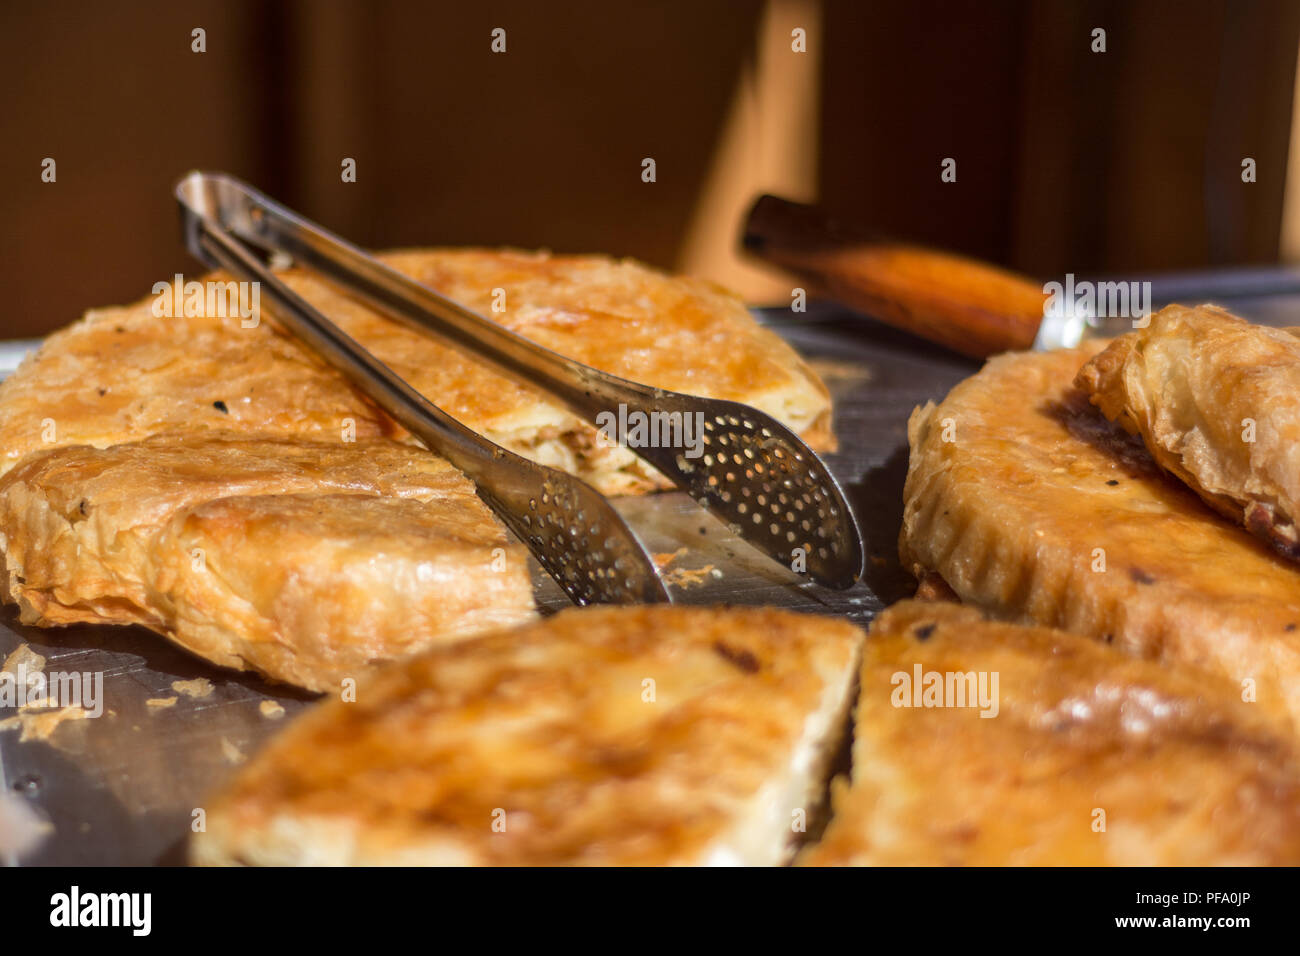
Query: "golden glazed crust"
801 601 1300 866
0 249 833 494
191 605 863 866
0 433 535 691
0 299 395 475
899 343 1300 726
1076 304 1300 559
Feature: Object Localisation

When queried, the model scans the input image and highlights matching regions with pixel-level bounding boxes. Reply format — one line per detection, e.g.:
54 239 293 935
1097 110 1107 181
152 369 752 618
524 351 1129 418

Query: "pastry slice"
190 606 863 866
0 433 535 691
1076 303 1300 559
0 249 833 494
900 343 1300 726
802 601 1300 865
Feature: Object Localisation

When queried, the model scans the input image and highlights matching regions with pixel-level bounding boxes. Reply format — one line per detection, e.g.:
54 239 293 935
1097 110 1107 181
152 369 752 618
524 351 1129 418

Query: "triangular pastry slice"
802 601 1300 866
191 606 863 865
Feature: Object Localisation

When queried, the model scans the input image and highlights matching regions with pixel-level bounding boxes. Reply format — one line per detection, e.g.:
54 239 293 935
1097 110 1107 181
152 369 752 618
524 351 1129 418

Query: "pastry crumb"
652 548 688 570
2 644 46 676
3 703 90 742
652 548 717 589
172 678 214 699
220 737 245 765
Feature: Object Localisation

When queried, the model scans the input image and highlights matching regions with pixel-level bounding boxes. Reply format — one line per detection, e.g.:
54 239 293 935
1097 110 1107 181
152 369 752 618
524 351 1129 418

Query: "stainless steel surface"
177 173 668 607
0 340 39 377
1034 306 1163 351
1030 266 1300 351
176 172 864 589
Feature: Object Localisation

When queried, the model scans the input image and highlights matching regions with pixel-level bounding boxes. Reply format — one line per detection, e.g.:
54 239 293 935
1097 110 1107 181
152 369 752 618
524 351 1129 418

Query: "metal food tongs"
174 172 864 606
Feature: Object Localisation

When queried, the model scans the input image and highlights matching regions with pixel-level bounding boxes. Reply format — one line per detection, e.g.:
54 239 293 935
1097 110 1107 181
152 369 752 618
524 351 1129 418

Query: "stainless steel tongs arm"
177 171 638 419
194 215 494 474
175 173 670 607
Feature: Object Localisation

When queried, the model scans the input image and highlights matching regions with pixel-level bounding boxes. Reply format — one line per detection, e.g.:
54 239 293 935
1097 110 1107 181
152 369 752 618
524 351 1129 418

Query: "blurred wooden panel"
278 0 760 265
3 1 1299 337
818 0 1027 267
819 0 1300 278
0 1 762 337
1010 0 1300 273
0 0 277 336
677 0 822 298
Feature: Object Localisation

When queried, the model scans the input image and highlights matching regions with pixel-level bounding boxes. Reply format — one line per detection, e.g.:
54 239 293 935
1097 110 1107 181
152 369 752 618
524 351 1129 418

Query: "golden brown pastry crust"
191 606 863 866
900 343 1300 726
801 601 1300 866
0 433 535 691
0 299 395 475
0 249 833 494
1076 304 1300 559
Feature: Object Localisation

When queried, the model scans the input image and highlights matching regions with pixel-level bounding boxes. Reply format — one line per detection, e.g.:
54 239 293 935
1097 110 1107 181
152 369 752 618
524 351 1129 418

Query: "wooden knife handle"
742 195 1048 358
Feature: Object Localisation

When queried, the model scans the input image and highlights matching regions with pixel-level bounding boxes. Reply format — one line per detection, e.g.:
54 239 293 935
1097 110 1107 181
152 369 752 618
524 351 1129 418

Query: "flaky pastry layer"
0 433 535 690
1077 303 1300 560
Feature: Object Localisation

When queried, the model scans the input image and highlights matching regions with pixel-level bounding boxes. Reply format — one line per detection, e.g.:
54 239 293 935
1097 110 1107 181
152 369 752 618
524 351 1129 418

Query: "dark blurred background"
3 0 1300 336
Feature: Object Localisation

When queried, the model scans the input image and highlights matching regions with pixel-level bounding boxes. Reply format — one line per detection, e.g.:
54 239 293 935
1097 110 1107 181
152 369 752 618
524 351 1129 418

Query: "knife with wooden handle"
741 194 1115 358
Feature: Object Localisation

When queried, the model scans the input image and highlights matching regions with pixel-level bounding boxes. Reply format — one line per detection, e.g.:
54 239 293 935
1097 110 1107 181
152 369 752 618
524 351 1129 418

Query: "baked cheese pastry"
0 433 535 691
1076 304 1300 560
191 605 863 866
801 601 1300 865
900 343 1300 726
0 249 833 494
